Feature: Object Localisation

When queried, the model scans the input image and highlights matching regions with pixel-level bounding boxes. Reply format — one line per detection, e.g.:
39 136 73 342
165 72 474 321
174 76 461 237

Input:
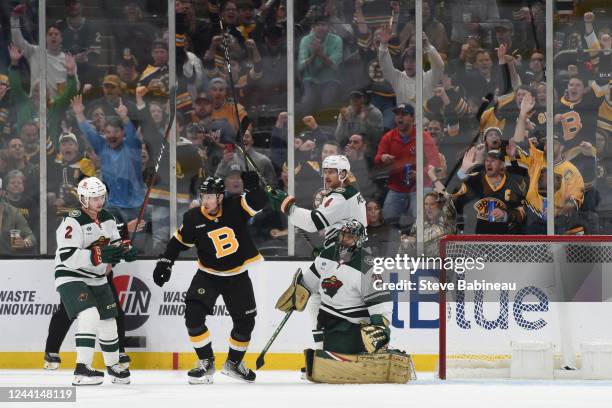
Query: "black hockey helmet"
200 177 225 195
335 220 367 263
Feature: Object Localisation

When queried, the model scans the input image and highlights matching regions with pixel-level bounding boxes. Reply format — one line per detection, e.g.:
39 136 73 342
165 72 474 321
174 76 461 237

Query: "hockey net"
437 235 612 379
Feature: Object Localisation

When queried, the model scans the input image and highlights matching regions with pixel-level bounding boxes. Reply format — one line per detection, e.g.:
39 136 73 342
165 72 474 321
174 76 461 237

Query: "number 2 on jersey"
65 226 73 239
207 227 239 258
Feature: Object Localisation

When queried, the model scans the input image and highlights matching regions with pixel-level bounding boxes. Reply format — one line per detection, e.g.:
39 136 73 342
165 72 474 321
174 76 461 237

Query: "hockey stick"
256 309 294 370
130 86 178 243
217 5 249 171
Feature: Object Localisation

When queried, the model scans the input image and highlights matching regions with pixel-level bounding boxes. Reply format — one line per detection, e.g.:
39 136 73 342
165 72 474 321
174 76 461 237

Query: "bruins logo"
473 198 507 221
321 276 343 297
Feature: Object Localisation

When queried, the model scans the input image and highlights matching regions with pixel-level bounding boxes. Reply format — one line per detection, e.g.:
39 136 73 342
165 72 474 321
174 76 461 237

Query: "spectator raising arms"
71 95 144 223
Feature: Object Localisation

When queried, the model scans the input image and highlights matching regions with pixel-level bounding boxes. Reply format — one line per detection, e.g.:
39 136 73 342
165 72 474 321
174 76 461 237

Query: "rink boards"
1 259 612 371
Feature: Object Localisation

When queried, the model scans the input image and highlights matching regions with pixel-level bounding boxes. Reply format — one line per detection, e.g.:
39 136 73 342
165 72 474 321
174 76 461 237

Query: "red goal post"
437 234 612 380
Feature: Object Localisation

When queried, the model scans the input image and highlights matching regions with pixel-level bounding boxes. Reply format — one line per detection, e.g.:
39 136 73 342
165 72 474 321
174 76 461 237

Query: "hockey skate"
188 358 215 384
44 352 61 370
221 360 256 383
107 364 131 384
119 353 131 369
72 363 104 386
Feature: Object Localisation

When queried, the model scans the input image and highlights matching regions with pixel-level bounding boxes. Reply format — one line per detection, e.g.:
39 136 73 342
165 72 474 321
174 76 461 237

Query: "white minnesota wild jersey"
301 245 392 325
54 209 121 288
289 185 367 243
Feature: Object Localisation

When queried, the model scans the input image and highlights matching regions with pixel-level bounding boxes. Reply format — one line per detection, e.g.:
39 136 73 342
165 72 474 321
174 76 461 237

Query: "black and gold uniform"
153 172 266 383
453 152 527 234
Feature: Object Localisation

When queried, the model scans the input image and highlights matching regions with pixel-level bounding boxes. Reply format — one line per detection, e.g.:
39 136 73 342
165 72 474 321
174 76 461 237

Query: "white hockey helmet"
322 155 350 173
78 177 107 208
322 155 351 184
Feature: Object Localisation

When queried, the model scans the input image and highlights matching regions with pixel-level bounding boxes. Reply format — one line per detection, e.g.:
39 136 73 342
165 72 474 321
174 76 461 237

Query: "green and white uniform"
288 185 367 244
55 209 121 289
301 244 392 354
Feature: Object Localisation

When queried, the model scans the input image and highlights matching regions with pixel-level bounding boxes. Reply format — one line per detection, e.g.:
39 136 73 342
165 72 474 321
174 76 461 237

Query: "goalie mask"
77 177 107 209
335 220 366 263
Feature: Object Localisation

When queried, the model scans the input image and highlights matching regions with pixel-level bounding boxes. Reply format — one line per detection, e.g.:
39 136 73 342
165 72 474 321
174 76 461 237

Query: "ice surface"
1 370 611 408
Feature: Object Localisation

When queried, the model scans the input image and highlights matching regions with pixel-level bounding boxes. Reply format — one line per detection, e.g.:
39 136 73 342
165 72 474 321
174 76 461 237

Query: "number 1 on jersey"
207 227 239 258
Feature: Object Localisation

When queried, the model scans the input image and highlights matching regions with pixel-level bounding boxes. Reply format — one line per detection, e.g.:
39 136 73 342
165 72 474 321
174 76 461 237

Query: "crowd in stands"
0 0 609 257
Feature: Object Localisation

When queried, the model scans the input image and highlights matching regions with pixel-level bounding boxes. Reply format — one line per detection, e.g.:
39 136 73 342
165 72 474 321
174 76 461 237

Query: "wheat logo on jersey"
321 276 343 297
113 275 151 331
79 292 88 301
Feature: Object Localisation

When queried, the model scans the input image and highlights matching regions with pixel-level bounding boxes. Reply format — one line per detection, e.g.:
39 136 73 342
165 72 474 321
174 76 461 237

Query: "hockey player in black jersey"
153 172 267 384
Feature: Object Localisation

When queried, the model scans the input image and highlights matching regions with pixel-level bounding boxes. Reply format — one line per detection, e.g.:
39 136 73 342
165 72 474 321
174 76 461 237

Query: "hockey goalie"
275 220 416 384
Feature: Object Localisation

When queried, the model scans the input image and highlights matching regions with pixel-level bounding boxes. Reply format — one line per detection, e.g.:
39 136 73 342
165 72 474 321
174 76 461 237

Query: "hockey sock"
109 279 127 353
189 328 213 360
45 303 73 353
312 329 324 350
75 307 99 365
98 318 120 367
227 334 250 363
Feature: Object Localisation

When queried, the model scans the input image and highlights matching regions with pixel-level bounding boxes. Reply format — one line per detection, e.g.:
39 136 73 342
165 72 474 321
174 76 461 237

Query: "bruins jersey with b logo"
453 172 527 234
173 193 265 276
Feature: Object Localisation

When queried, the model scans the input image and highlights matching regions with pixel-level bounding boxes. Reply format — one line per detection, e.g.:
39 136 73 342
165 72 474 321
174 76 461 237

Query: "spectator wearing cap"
47 132 96 218
117 57 141 97
452 148 526 234
55 0 103 52
334 90 383 148
378 25 444 108
90 74 138 122
374 104 441 226
0 177 37 254
11 5 78 99
138 40 170 99
297 15 343 115
71 94 144 222
207 77 248 135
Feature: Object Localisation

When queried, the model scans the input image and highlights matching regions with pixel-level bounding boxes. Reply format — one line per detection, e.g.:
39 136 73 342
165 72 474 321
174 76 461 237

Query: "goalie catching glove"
275 269 310 312
360 315 390 353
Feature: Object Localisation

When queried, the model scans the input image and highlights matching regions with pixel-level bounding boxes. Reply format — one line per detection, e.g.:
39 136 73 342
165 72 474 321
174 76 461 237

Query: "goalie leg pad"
304 349 416 384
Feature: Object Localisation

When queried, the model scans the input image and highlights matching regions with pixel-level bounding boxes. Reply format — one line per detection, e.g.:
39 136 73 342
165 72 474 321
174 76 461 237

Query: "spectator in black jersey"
452 148 526 234
365 199 398 258
55 0 103 52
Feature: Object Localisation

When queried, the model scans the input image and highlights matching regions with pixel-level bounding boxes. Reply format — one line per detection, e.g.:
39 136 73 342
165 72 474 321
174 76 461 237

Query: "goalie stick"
130 86 178 243
256 309 294 370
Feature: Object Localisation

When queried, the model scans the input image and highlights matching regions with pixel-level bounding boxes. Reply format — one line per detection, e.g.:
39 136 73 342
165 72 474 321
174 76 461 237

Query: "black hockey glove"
241 171 260 191
153 256 173 287
91 245 123 266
